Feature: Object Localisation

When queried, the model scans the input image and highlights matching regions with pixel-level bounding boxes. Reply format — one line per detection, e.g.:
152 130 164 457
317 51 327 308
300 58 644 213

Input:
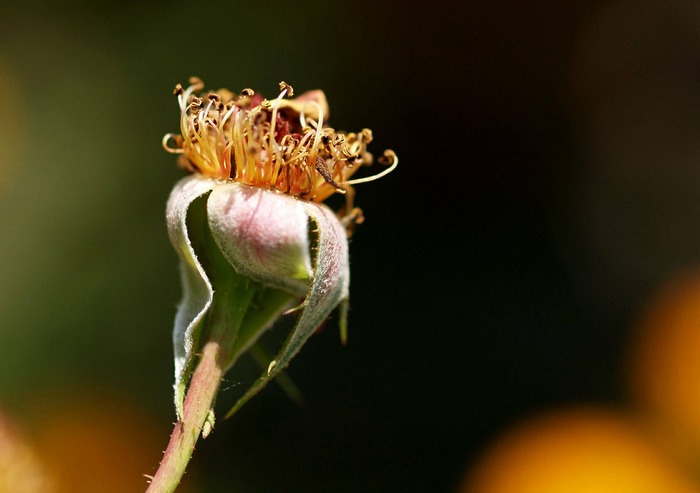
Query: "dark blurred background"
3 0 700 491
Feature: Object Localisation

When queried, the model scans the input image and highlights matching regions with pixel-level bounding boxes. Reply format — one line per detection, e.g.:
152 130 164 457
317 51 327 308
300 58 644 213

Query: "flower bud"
207 183 312 296
164 79 396 417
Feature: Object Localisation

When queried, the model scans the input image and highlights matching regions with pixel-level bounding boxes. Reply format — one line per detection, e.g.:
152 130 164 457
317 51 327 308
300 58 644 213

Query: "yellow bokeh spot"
460 408 699 493
628 270 700 463
0 410 53 493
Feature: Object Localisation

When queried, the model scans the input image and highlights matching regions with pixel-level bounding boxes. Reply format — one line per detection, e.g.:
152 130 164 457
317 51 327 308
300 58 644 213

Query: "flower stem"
146 341 223 493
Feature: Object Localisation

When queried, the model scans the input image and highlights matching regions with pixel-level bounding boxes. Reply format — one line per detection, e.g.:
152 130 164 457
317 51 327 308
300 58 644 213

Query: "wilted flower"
162 78 397 418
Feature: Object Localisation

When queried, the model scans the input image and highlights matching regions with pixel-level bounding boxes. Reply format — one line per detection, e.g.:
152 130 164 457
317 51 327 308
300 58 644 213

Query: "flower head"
163 77 397 207
164 78 396 418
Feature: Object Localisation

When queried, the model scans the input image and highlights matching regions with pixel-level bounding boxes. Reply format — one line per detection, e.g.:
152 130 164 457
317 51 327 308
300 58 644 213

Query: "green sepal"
166 176 217 418
223 202 349 419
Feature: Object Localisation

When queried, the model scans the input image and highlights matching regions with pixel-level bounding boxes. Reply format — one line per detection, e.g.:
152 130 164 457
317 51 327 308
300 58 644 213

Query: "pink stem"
146 341 223 493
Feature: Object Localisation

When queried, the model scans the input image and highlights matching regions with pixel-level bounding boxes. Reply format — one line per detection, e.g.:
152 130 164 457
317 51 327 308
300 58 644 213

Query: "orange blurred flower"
628 269 700 465
0 409 53 493
27 392 192 493
461 408 699 493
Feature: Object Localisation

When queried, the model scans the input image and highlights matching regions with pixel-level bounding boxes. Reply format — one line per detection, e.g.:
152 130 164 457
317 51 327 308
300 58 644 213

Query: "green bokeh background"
2 0 700 491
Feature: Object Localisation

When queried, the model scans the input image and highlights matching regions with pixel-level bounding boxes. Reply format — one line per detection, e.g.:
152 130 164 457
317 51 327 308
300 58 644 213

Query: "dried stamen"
165 79 396 207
